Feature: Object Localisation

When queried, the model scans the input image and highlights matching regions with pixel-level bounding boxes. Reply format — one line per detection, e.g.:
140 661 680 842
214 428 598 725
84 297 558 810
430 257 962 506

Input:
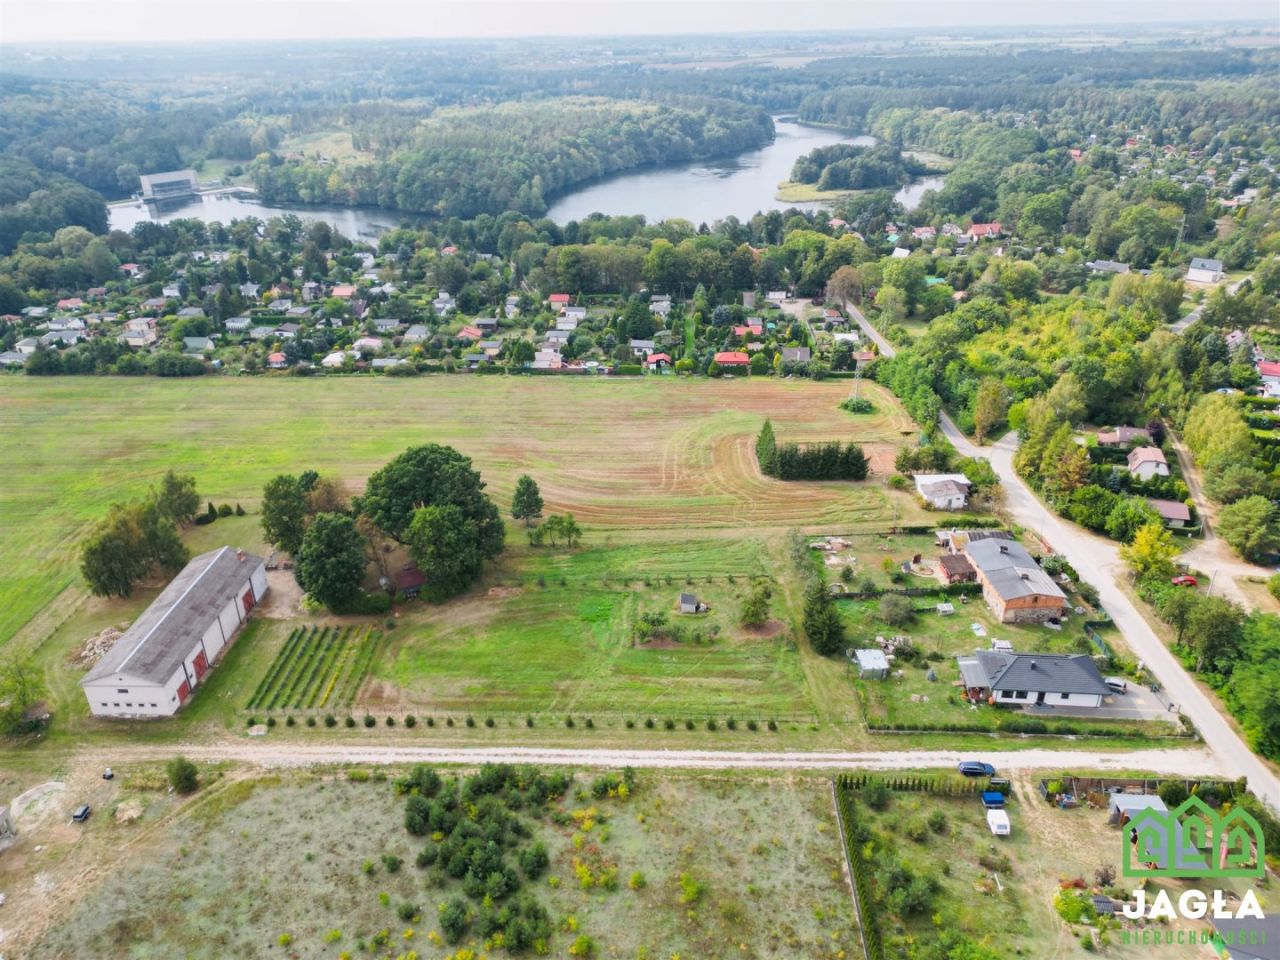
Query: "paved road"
70 741 1225 776
844 299 896 357
1169 276 1250 334
936 420 1280 811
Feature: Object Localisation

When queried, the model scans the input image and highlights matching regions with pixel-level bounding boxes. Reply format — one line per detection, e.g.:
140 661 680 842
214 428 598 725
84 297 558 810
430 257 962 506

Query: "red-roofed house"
1258 360 1280 397
1069 149 1084 163
120 263 142 278
548 293 571 306
967 223 1002 240
645 352 672 371
713 351 749 369
268 352 288 369
733 324 763 338
1147 498 1191 528
331 284 356 298
440 245 457 255
57 298 84 310
1126 447 1169 481
457 325 483 341
852 351 876 369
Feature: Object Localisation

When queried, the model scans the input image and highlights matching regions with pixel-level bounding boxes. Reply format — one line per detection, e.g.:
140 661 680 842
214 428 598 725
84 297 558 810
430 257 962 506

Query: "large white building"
81 547 267 718
138 169 198 202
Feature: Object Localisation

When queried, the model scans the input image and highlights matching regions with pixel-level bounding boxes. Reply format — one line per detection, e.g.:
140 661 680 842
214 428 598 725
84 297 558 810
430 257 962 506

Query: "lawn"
368 536 816 721
20 767 859 960
0 375 926 656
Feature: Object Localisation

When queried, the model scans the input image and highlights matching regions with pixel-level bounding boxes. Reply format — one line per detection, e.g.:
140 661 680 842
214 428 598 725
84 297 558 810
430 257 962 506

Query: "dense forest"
788 143 926 192
251 97 773 218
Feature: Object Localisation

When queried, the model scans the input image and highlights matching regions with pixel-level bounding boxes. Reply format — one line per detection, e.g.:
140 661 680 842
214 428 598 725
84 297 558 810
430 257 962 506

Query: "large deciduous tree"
357 445 504 558
261 474 308 555
406 504 484 603
294 513 367 609
1120 522 1179 581
153 470 200 524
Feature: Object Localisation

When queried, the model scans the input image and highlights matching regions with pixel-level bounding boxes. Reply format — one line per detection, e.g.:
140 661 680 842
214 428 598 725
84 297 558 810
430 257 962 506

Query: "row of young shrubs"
244 714 785 731
867 718 1192 738
194 501 246 525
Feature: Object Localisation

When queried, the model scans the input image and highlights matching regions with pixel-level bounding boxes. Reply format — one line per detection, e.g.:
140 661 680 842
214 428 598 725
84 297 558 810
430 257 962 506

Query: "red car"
1171 575 1198 587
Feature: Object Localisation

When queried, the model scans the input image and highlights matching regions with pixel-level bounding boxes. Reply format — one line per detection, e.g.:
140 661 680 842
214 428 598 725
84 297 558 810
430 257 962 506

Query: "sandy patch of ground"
741 618 787 639
257 568 303 618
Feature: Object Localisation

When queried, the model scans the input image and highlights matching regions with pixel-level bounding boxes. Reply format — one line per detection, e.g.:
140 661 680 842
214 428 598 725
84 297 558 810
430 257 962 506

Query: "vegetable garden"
246 625 383 712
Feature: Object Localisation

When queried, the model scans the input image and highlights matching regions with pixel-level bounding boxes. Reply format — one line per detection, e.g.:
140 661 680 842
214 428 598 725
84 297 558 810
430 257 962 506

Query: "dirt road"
66 741 1224 776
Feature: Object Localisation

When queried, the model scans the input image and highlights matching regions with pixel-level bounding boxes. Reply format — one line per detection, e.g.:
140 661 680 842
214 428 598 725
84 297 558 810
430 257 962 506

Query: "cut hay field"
0 375 924 653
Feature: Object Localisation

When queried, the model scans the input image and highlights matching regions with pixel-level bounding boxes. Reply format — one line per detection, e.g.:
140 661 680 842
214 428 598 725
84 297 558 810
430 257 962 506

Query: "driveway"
1022 685 1176 723
937 419 1280 811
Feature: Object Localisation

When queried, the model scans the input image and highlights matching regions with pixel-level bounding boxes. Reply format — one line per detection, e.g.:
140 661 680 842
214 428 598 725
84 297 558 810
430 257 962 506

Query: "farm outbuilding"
81 547 267 719
854 648 890 680
1108 793 1167 826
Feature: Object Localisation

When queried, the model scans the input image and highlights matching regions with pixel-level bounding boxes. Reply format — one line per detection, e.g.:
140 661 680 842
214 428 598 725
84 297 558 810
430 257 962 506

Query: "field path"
61 741 1223 775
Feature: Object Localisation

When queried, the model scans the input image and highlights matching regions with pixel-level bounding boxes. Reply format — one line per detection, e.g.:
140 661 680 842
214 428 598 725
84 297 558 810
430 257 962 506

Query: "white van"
1105 678 1128 694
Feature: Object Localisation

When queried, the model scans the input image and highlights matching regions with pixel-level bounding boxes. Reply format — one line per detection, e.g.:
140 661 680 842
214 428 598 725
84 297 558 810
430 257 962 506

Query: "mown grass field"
23 768 859 960
0 375 922 654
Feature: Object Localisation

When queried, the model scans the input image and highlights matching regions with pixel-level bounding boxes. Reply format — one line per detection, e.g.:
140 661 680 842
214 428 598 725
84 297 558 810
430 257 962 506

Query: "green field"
0 375 922 654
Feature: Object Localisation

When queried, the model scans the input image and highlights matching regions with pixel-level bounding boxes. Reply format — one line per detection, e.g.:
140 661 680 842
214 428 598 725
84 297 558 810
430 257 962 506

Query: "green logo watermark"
1122 795 1265 880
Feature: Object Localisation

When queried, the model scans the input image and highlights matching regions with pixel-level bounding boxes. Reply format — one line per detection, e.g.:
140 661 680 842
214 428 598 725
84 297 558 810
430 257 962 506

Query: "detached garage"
81 546 268 718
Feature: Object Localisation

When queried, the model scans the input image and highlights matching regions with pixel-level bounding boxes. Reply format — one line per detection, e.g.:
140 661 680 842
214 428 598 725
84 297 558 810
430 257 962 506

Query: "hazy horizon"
1 0 1276 46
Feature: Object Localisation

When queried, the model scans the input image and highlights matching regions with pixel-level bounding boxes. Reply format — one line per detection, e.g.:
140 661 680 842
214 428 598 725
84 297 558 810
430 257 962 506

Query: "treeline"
79 471 199 597
252 97 774 218
789 143 924 192
756 420 868 481
0 159 107 256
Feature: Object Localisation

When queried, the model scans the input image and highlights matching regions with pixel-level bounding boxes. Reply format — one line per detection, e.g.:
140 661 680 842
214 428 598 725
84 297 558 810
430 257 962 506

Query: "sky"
1 0 1276 45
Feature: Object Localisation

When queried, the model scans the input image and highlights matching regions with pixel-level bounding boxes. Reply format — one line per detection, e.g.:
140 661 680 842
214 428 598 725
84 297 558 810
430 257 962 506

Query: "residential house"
1097 426 1151 447
914 473 972 510
475 317 500 333
1086 260 1131 275
891 247 911 259
630 339 655 358
182 336 215 354
555 317 579 332
479 340 502 358
285 306 311 319
713 351 750 370
119 318 157 348
645 352 672 372
267 352 289 369
268 299 293 314
301 281 322 302
1147 498 1191 528
120 263 143 278
963 538 1068 624
1186 257 1224 284
14 337 39 354
504 295 520 319
352 336 384 353
548 293 571 308
559 306 586 323
956 650 1110 708
456 325 483 341
371 318 403 334
275 323 301 339
321 351 350 368
330 284 356 299
851 350 877 370
161 283 183 298
649 298 672 318
225 317 252 334
765 290 787 304
967 222 1002 240
1258 360 1280 397
0 351 26 367
403 324 428 343
432 292 456 317
781 347 811 364
1126 447 1169 481
249 326 275 341
532 349 562 371
1225 329 1248 351
912 226 937 241
56 297 84 310
176 307 205 320
239 282 261 298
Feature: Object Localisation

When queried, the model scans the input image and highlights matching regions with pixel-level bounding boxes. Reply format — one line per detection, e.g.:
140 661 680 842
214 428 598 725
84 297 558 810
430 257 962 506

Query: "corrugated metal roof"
83 547 263 686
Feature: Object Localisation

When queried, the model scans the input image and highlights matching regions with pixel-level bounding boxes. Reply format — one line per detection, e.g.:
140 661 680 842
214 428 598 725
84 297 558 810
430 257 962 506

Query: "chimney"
1020 572 1030 580
1029 660 1037 669
236 549 246 562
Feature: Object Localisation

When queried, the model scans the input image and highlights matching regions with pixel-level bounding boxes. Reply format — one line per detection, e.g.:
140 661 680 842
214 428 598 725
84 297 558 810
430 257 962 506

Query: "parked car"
987 808 1011 836
71 804 91 823
1171 575 1198 587
958 761 996 777
1105 678 1129 694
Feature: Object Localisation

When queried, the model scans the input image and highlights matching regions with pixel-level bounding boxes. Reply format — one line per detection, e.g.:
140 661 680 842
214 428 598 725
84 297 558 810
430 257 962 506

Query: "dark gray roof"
82 547 264 686
965 538 1065 602
971 650 1110 696
679 593 698 605
1190 257 1224 273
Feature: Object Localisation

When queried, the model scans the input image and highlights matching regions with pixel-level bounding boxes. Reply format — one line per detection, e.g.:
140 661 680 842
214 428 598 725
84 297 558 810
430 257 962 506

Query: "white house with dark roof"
1186 257 1224 284
1126 446 1169 481
914 473 972 510
957 650 1110 708
81 547 267 718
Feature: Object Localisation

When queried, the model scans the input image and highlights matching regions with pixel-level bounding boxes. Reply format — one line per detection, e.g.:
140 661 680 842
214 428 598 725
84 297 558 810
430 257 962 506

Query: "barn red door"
193 651 209 680
242 588 255 616
177 679 191 703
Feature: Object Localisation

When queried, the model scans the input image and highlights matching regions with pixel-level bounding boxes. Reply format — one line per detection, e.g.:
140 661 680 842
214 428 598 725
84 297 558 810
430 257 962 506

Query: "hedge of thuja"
867 718 1190 739
837 773 982 797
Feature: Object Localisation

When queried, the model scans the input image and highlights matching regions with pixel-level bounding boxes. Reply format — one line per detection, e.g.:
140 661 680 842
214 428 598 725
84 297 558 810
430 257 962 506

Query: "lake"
107 120 947 238
545 119 944 224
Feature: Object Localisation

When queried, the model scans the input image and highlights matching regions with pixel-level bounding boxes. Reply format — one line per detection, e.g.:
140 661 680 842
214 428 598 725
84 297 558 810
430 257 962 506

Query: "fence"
1082 621 1115 661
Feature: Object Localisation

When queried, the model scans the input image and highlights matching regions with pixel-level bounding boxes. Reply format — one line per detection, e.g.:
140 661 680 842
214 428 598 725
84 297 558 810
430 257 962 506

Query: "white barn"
81 547 268 718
